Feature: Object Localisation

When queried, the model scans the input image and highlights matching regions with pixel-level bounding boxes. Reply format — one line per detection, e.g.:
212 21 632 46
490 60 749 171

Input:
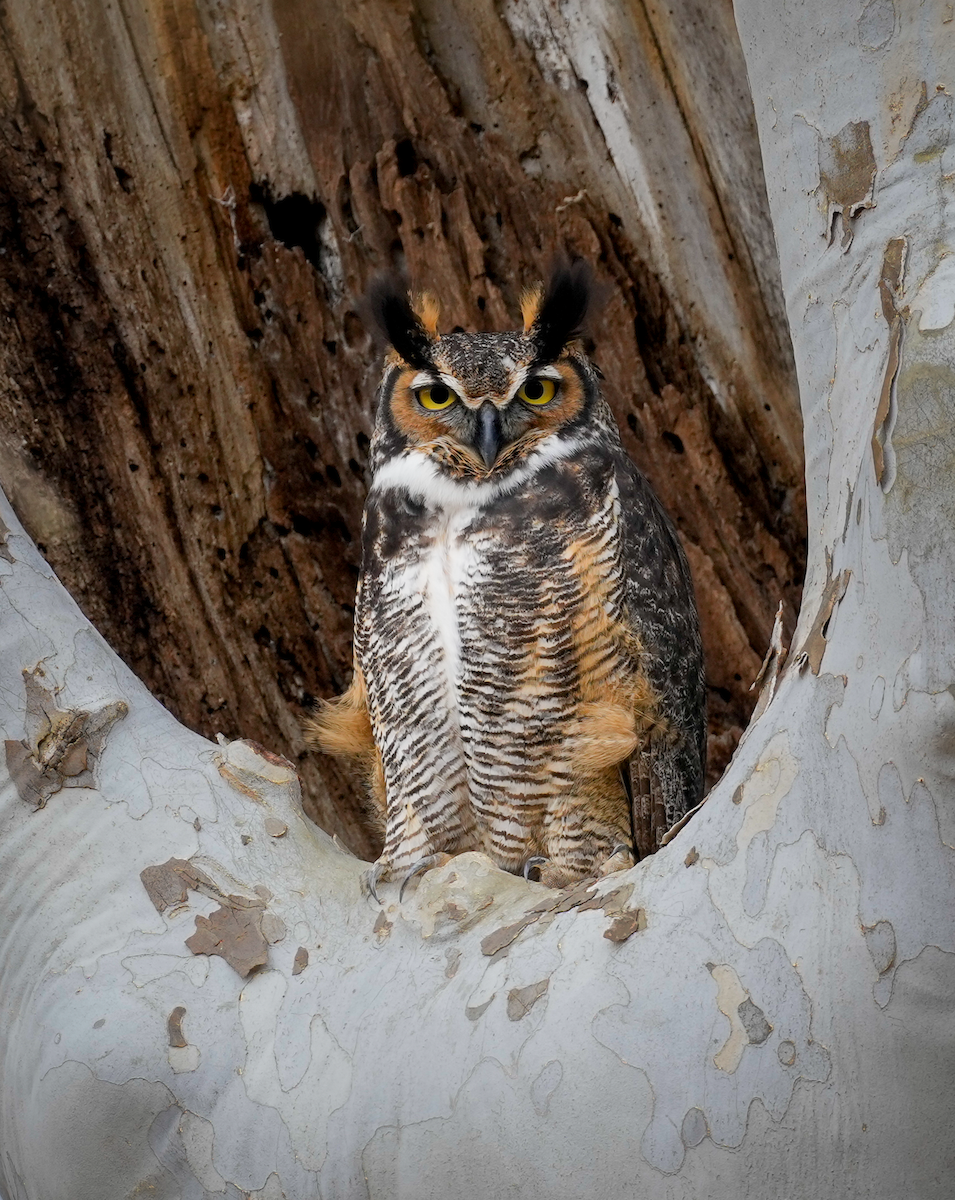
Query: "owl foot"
398 853 453 901
523 856 548 882
361 862 387 904
597 844 637 876
537 862 577 889
521 857 575 887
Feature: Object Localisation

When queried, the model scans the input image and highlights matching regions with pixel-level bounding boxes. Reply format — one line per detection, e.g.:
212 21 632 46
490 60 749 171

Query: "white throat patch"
370 432 586 512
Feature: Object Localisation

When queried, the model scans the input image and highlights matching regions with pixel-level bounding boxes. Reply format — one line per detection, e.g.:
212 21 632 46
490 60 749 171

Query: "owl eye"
416 384 457 411
518 377 557 406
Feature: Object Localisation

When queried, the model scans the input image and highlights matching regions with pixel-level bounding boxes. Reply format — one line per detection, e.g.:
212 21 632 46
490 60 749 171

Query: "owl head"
365 261 609 482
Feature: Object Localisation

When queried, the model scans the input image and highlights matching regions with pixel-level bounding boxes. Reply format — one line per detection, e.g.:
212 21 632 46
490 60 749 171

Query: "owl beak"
475 402 503 468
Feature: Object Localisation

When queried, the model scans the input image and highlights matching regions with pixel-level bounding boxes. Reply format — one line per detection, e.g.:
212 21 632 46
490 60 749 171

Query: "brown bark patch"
795 561 851 675
874 237 907 486
480 915 538 957
185 904 269 978
818 120 877 249
465 996 495 1022
507 978 549 1021
139 858 224 913
604 910 647 943
481 880 639 955
373 911 393 941
576 884 634 914
140 856 272 977
5 667 126 809
261 914 287 943
167 1006 188 1049
0 513 13 563
141 859 194 913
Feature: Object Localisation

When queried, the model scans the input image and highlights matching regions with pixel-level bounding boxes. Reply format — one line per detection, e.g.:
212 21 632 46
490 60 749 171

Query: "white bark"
1 2 954 1197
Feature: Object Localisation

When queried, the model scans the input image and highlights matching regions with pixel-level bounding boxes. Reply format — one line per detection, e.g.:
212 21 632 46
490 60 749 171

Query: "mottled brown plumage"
307 262 705 892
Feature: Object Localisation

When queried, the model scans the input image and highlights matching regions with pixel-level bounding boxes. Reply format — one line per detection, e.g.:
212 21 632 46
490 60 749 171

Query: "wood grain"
0 0 804 856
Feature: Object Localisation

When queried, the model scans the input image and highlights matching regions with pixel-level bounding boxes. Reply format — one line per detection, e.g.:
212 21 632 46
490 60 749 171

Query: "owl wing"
612 450 707 856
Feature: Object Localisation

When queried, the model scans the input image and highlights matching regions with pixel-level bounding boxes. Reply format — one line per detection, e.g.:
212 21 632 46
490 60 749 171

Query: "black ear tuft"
531 257 595 362
362 274 435 369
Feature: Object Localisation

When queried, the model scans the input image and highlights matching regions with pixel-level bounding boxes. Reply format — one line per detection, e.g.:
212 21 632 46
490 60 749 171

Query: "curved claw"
398 854 447 902
597 843 636 878
361 862 386 904
523 855 548 882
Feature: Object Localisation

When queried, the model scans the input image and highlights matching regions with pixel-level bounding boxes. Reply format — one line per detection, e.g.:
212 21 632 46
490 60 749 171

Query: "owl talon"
398 853 451 901
361 862 386 904
523 856 548 882
598 844 637 877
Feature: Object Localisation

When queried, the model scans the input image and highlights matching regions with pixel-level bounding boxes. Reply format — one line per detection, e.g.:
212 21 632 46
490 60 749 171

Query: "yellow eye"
417 384 457 410
518 377 557 405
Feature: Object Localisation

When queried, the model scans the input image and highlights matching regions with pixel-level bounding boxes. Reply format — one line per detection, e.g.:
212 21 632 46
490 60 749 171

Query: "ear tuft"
530 256 595 361
412 291 441 337
520 283 544 333
363 274 436 368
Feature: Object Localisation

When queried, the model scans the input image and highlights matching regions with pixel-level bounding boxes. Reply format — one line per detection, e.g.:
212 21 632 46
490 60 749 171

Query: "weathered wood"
3 4 955 1198
0 0 803 856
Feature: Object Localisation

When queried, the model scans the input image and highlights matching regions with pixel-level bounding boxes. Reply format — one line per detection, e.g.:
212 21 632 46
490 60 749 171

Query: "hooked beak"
475 402 503 469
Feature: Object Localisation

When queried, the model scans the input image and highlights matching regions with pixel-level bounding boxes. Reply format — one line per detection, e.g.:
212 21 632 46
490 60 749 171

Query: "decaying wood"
0 0 803 856
3 4 955 1196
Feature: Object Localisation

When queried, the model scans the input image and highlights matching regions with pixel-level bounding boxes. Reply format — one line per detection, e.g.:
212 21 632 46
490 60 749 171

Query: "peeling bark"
2 3 955 1199
4 667 126 808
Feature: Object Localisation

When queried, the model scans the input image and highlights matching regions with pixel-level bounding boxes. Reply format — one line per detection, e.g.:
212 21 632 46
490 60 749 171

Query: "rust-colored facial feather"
379 266 596 471
525 359 584 430
387 350 588 468
428 437 488 479
388 367 462 446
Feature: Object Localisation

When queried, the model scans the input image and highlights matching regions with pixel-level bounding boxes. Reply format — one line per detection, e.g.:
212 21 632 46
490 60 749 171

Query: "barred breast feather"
346 433 668 884
306 261 706 891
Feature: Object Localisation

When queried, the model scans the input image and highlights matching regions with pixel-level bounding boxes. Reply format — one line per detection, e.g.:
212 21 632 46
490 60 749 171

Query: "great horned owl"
308 261 705 894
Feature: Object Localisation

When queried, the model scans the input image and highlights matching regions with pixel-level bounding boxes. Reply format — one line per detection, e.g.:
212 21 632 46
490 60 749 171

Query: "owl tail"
304 671 386 827
303 671 374 758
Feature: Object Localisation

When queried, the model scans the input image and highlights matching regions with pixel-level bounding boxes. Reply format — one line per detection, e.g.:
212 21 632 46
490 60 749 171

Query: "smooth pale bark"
2 3 955 1200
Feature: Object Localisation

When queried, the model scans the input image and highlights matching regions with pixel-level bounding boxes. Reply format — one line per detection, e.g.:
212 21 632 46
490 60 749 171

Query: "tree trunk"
5 2 953 1199
0 0 803 861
